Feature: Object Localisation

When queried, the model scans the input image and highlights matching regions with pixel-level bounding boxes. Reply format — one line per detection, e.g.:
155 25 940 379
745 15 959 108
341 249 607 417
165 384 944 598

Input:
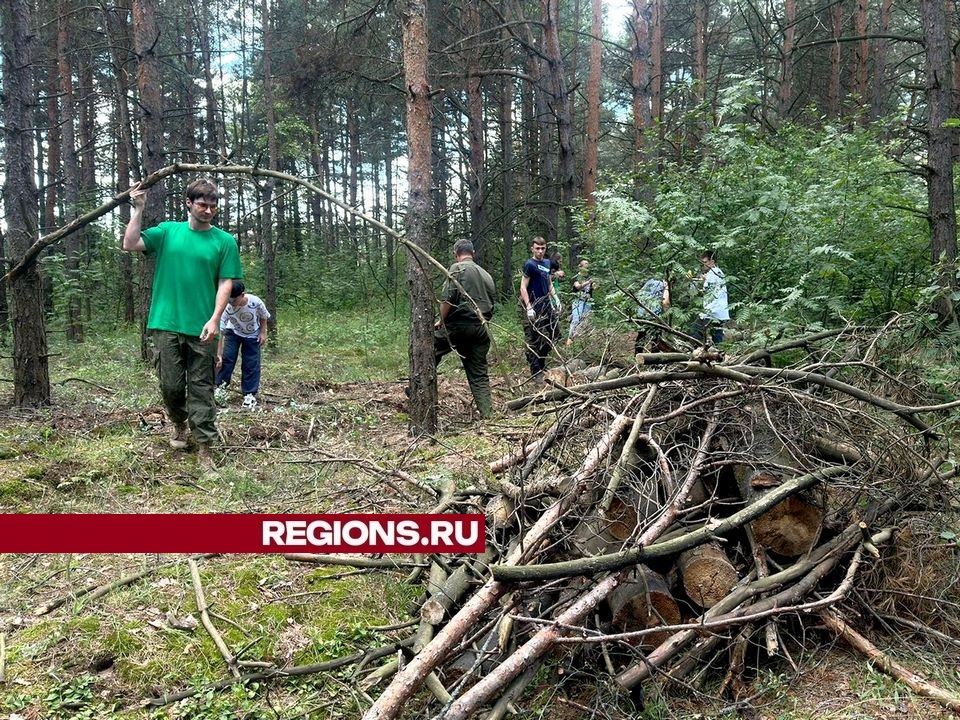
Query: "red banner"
0 514 486 553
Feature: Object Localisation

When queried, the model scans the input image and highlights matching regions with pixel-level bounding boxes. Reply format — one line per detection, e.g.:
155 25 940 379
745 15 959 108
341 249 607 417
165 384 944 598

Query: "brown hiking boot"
197 444 217 471
169 423 189 450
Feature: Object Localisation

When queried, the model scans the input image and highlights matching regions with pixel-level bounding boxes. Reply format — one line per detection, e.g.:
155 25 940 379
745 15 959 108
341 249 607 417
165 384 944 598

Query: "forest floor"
0 309 957 719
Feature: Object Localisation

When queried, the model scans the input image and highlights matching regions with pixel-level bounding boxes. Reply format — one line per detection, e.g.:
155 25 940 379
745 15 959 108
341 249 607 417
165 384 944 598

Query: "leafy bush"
583 118 929 338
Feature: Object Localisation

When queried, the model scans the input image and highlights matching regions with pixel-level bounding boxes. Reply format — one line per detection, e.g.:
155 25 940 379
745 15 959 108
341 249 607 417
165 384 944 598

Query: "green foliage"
585 118 930 336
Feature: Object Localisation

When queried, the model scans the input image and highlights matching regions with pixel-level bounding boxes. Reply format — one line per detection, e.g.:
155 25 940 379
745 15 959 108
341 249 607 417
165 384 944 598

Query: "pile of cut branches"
312 328 960 718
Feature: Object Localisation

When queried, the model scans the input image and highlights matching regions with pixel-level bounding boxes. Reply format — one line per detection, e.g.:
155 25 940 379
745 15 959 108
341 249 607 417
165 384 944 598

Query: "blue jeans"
217 331 262 395
568 299 592 338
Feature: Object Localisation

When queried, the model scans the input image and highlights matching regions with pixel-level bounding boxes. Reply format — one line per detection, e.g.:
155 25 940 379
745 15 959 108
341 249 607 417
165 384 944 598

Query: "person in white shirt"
215 281 271 408
692 250 729 345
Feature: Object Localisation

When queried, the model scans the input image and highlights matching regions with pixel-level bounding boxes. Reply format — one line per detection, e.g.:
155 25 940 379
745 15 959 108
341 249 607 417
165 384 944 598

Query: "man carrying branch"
122 178 244 470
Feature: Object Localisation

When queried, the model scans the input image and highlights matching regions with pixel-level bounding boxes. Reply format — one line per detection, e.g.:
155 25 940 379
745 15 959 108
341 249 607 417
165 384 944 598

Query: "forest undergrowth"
0 308 958 719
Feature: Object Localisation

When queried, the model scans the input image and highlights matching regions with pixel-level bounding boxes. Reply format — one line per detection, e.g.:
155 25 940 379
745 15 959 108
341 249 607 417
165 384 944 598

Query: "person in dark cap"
216 281 271 409
434 239 497 418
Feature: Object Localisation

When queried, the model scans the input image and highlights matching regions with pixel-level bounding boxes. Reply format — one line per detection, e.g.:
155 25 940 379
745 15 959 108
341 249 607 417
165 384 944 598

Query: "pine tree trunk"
694 0 708 103
197 5 229 226
0 228 8 338
431 106 451 254
500 13 515 299
401 0 438 436
779 0 795 120
465 0 488 266
651 0 664 153
261 0 279 332
385 150 396 293
347 98 360 259
582 0 602 206
181 0 197 161
631 0 653 173
542 0 576 249
870 0 893 119
2 0 51 406
828 2 843 118
58 0 84 342
132 0 164 361
44 72 61 234
920 0 959 323
104 1 137 323
853 0 868 116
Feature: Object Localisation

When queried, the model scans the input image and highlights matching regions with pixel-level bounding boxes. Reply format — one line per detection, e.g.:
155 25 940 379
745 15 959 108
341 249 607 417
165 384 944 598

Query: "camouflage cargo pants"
153 330 218 445
435 322 493 419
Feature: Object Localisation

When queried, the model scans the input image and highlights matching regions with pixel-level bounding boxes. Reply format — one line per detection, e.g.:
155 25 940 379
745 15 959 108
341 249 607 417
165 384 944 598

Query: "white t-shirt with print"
220 294 271 338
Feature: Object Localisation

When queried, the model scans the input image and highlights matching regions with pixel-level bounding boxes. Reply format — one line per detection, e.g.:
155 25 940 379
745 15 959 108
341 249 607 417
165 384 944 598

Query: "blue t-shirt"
523 258 553 310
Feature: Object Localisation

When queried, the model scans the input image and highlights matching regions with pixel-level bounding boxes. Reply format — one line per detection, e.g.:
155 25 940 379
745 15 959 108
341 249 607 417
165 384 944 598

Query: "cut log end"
679 543 739 609
608 568 681 648
751 496 823 557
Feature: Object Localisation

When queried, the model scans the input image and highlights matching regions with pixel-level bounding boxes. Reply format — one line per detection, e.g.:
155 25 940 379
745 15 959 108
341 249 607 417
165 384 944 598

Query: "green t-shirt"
142 221 244 336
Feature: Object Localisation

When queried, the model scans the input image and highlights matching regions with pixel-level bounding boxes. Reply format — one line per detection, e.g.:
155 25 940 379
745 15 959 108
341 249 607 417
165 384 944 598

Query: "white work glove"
526 307 536 320
555 300 562 313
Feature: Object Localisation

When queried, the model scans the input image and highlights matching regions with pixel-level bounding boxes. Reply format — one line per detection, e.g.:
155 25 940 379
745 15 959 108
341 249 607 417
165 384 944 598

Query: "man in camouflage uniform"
434 239 497 418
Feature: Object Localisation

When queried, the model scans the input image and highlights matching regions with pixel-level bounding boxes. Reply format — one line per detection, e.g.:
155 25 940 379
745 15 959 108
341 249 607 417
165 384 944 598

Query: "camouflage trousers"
435 322 493 419
153 330 218 445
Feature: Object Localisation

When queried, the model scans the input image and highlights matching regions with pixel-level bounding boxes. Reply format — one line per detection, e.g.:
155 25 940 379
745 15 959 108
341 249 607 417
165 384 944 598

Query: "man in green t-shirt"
123 178 243 469
433 239 496 418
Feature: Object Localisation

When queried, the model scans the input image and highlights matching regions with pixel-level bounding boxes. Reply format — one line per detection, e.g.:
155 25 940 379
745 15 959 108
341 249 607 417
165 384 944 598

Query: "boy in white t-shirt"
215 281 271 408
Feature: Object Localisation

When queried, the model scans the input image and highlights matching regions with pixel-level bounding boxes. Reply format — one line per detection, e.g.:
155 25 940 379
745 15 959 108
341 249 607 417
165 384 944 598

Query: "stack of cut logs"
356 328 960 719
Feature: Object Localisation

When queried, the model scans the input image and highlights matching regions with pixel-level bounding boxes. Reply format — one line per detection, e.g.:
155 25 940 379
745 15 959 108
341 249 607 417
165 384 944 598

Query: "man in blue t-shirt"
519 236 560 379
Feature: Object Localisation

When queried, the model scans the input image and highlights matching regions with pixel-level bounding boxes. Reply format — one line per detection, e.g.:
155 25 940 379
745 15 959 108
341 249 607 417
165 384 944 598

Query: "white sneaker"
242 393 258 409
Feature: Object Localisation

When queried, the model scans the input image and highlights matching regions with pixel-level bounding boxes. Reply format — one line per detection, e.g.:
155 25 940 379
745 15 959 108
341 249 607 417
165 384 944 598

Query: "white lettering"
342 521 368 546
455 520 480 547
262 521 286 546
307 520 332 545
369 521 393 546
432 520 454 546
286 521 307 545
397 520 419 546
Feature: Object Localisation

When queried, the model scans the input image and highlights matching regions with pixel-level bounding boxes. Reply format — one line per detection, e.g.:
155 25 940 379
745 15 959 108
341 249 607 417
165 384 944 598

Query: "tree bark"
401 0 439 436
853 0 869 113
499 9 515 298
465 0 489 266
778 0 795 120
58 0 84 342
103 0 137 323
694 0 708 103
631 0 653 169
920 0 958 324
385 150 396 292
2 0 51 406
132 0 164 361
870 0 893 119
541 0 578 250
582 0 603 206
651 0 663 131
828 1 843 118
261 0 279 332
347 98 360 258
